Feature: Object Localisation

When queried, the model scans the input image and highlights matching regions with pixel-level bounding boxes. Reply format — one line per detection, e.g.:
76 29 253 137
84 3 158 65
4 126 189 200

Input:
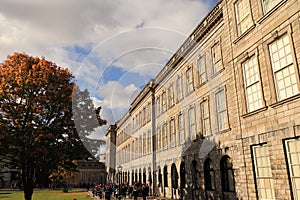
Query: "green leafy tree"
0 53 105 200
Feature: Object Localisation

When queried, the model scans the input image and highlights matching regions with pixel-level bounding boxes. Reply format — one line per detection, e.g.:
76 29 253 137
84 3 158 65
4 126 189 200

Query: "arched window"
163 165 168 187
204 158 215 190
220 156 235 192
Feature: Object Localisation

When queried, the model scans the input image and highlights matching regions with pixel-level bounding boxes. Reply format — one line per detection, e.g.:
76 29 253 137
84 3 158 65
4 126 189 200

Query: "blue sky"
0 0 218 144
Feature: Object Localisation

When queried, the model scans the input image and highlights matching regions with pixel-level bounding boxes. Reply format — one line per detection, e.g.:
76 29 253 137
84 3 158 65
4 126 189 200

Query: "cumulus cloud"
0 0 218 140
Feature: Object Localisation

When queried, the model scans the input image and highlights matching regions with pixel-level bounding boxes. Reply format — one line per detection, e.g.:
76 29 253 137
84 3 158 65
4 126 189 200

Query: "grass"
0 189 92 200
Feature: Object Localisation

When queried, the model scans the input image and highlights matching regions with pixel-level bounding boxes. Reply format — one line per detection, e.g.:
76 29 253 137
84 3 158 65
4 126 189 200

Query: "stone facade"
106 0 300 199
72 160 106 186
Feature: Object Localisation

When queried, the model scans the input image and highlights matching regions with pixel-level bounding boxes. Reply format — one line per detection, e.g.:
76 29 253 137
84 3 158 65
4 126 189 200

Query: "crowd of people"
92 182 150 200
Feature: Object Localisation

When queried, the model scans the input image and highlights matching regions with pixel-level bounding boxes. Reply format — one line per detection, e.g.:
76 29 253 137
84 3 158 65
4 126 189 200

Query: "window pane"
252 144 275 199
285 138 300 200
235 0 252 35
263 0 283 13
269 34 298 101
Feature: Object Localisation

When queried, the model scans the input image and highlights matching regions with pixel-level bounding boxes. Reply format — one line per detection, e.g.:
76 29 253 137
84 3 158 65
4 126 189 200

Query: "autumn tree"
0 53 105 200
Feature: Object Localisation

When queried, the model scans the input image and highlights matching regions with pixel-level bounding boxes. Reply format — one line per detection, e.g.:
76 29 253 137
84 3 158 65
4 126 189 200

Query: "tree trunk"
23 184 33 200
22 163 35 200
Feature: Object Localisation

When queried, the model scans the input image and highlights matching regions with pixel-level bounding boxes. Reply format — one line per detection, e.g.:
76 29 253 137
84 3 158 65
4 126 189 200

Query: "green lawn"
0 189 92 200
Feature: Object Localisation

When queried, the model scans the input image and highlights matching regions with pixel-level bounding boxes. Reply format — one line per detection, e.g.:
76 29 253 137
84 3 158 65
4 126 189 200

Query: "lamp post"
117 165 123 200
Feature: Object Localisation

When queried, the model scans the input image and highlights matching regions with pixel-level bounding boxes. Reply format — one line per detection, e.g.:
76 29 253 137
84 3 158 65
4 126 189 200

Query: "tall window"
212 42 223 74
262 0 283 13
269 34 298 101
147 129 151 153
200 100 210 136
186 67 194 94
170 119 176 147
162 92 167 113
220 156 235 192
188 107 196 140
197 55 207 84
177 76 184 101
147 103 151 122
204 158 215 190
168 84 175 107
178 113 185 144
156 96 160 117
157 126 161 150
252 144 275 199
143 133 146 155
162 123 167 149
285 138 300 199
242 56 263 112
216 89 229 132
235 0 253 36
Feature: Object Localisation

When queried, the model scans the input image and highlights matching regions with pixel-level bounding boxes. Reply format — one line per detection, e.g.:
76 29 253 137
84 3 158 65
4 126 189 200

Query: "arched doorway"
139 168 142 183
131 170 134 185
143 168 147 184
163 165 168 197
171 163 179 199
180 162 186 199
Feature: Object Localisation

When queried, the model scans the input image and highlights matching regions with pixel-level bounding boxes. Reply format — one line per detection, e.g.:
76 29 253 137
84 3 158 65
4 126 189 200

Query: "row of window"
235 0 286 37
117 87 229 164
117 129 152 165
252 137 300 199
241 33 299 114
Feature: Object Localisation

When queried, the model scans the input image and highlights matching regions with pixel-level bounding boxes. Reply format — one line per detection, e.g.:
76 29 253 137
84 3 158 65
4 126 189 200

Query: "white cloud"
0 0 217 140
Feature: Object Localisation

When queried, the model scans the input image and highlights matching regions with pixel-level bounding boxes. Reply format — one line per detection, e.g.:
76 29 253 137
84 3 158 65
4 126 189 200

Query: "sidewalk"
87 191 171 200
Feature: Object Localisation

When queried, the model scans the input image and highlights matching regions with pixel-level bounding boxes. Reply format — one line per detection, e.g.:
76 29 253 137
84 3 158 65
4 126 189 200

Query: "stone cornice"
155 1 223 84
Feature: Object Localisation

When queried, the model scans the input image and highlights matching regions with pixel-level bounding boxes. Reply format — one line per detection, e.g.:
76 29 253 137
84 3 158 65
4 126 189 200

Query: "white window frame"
269 34 298 101
170 118 176 147
162 123 167 149
186 67 194 95
242 55 263 112
262 0 283 14
188 107 196 140
197 54 207 85
168 84 175 107
178 113 185 144
200 99 210 137
162 92 167 113
177 76 184 101
212 41 223 74
252 144 275 199
235 0 253 36
215 89 229 132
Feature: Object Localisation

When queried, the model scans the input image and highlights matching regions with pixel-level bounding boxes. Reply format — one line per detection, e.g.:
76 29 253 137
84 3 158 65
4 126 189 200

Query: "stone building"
106 0 300 199
72 160 106 186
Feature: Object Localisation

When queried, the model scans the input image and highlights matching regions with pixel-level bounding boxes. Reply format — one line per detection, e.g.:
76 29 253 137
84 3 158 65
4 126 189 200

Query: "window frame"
186 66 194 95
263 27 300 106
215 87 229 132
178 112 185 144
220 156 235 192
242 54 264 113
168 84 175 107
188 106 197 140
200 98 211 137
197 54 207 86
251 143 275 199
211 40 223 75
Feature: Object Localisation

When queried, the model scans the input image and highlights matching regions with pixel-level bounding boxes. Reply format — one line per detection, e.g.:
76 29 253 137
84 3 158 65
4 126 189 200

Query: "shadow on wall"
156 136 238 200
